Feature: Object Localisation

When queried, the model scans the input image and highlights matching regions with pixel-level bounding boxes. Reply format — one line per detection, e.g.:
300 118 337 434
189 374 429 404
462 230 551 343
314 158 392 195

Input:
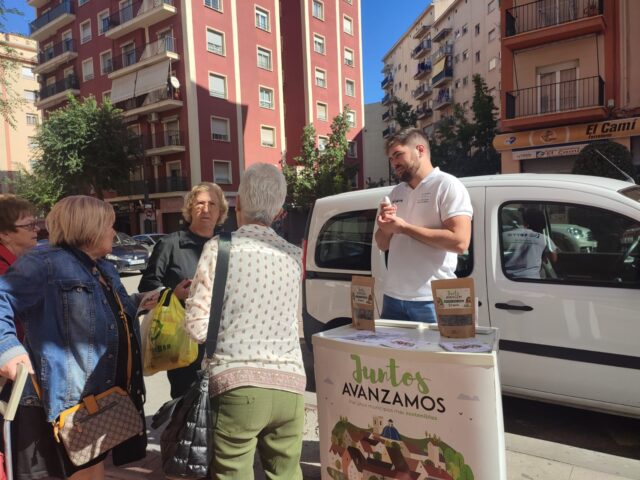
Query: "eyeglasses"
14 221 40 231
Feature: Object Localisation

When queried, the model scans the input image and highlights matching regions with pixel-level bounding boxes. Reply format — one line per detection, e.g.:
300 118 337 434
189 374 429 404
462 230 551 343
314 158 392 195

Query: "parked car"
106 232 150 273
302 174 640 418
133 233 167 253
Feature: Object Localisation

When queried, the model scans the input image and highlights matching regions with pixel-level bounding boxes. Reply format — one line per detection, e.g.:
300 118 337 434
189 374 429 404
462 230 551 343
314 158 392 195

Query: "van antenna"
593 148 636 184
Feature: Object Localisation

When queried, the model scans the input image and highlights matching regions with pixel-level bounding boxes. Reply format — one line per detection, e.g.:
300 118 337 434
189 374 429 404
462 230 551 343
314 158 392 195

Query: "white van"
302 174 640 417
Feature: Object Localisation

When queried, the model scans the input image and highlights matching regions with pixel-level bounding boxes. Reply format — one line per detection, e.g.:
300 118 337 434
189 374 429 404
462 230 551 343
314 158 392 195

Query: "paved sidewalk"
106 387 640 480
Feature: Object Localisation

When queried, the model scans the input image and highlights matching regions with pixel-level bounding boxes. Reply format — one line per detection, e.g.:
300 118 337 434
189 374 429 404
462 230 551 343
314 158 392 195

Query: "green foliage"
459 464 475 480
13 167 63 213
572 141 635 181
0 2 26 128
282 107 357 210
391 96 417 129
431 74 500 177
26 96 142 202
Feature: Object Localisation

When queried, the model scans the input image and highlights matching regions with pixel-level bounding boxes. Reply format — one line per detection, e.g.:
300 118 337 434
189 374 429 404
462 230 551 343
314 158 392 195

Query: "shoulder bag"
152 231 232 479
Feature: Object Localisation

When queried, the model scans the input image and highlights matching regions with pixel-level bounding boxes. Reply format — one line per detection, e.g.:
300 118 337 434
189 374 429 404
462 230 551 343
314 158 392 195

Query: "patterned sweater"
185 224 306 396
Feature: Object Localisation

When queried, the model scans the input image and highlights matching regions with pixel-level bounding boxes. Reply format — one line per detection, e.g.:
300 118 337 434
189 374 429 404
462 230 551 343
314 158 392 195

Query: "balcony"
413 23 430 39
382 126 394 139
124 176 189 196
28 0 49 9
105 0 176 40
142 130 185 156
504 0 604 50
381 74 393 90
432 27 451 43
413 60 432 80
381 93 391 105
504 75 606 129
109 37 178 79
117 87 183 118
34 39 77 75
412 83 432 100
431 43 453 64
36 75 80 109
433 89 453 110
411 39 432 59
382 110 391 122
30 1 75 42
431 67 453 87
416 106 433 120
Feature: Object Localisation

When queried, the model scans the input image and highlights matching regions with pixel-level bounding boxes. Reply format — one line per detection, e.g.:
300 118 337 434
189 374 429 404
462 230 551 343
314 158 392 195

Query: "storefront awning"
110 71 138 104
134 61 169 97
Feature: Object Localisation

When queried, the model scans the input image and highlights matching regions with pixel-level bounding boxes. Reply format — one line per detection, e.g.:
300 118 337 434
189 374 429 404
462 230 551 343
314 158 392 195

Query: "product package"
351 275 375 331
431 277 475 338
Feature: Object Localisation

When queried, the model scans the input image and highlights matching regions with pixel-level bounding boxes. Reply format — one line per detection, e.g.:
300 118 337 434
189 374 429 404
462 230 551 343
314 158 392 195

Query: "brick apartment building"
28 0 364 234
496 0 640 174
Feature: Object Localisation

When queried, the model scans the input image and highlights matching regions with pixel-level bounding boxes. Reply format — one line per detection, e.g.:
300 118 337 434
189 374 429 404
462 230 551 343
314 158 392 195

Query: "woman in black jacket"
138 182 228 398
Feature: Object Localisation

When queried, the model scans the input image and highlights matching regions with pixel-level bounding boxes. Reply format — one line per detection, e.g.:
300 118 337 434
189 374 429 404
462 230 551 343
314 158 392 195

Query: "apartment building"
495 0 640 174
0 33 40 192
28 0 364 234
380 0 501 140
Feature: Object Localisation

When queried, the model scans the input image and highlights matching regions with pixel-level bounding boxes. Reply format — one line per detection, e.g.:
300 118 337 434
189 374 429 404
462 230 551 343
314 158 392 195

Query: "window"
260 126 276 147
119 0 133 24
344 48 354 66
79 0 89 5
259 86 274 108
488 0 496 13
28 137 37 149
26 113 38 125
462 24 468 35
122 42 136 67
454 79 461 89
315 68 326 88
499 202 640 288
462 76 469 86
343 15 353 34
318 136 329 150
98 10 109 35
475 51 480 63
103 91 111 102
488 28 497 42
462 49 469 61
315 209 376 270
211 116 230 141
208 73 227 98
345 79 355 97
213 161 232 184
474 23 480 35
346 110 356 127
257 47 272 70
100 51 112 74
21 66 34 78
255 7 270 31
206 29 224 55
312 0 324 20
317 102 328 121
314 34 325 54
205 0 222 11
347 141 357 158
82 58 94 81
489 57 497 71
80 20 92 44
454 54 460 64
537 64 578 114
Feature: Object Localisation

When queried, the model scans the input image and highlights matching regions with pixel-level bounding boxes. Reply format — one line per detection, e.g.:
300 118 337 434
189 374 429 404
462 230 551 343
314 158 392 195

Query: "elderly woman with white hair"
185 163 305 479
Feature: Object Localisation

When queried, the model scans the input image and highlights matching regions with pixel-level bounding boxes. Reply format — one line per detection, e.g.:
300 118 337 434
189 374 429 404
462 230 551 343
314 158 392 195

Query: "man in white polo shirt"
374 128 473 322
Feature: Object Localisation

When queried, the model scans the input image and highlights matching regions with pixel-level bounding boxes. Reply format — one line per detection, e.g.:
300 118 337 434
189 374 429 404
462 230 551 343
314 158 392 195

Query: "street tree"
572 141 635 182
19 95 142 204
0 2 26 127
430 104 474 176
469 74 501 175
390 96 417 129
282 107 357 210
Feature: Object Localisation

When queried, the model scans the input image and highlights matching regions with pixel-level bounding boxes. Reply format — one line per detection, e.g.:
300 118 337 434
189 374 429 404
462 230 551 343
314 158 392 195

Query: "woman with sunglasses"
0 194 40 275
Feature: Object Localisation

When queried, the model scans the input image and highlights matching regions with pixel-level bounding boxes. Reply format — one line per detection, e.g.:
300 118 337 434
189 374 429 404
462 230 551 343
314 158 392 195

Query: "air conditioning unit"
147 112 159 123
318 143 325 151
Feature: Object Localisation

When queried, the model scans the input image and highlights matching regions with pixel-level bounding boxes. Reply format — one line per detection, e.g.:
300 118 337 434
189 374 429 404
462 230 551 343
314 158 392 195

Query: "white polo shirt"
384 168 473 301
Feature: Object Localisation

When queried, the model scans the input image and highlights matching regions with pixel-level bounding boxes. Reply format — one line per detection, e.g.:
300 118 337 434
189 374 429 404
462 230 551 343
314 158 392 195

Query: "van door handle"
495 303 533 311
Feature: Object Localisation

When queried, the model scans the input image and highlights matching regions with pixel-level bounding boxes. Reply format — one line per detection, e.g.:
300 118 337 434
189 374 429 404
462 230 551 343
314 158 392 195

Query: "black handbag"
151 232 231 479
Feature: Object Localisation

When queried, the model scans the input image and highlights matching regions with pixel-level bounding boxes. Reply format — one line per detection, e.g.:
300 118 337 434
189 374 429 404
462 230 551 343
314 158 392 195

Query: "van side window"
499 202 640 288
315 209 376 271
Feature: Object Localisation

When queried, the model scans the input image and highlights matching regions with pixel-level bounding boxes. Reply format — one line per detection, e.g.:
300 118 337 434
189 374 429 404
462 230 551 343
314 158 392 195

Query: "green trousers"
210 387 305 480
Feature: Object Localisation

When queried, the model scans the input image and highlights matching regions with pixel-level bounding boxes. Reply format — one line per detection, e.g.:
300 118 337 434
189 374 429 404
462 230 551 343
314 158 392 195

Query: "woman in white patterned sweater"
185 163 306 480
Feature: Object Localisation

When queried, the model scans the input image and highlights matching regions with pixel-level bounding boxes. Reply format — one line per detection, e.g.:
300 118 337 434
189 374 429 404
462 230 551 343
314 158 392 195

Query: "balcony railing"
30 0 74 34
142 130 184 151
382 110 391 122
431 43 453 64
411 39 432 59
381 74 393 89
39 75 79 100
381 93 391 105
505 75 604 119
105 0 174 37
111 37 176 73
414 60 432 80
116 86 182 116
382 126 394 138
433 89 453 110
506 0 603 37
416 106 433 119
432 27 451 43
38 38 76 65
412 83 432 99
413 23 430 39
124 176 189 196
431 67 454 87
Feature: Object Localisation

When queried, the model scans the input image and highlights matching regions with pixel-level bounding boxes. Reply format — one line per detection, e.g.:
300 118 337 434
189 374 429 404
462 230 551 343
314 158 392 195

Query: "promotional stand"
313 321 506 480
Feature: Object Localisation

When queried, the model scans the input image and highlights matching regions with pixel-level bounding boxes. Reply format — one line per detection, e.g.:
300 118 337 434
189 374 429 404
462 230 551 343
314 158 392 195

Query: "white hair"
238 163 286 225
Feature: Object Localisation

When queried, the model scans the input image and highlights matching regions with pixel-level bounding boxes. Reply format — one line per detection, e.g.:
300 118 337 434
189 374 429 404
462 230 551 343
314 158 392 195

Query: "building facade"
495 0 640 174
0 33 40 191
28 0 364 234
380 0 501 142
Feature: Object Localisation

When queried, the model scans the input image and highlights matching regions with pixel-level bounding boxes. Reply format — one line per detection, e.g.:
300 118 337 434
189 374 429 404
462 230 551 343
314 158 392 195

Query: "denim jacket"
0 246 140 422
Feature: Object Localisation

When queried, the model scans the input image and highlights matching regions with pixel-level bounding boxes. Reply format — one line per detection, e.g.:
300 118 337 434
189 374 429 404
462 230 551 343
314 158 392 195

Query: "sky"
2 0 430 105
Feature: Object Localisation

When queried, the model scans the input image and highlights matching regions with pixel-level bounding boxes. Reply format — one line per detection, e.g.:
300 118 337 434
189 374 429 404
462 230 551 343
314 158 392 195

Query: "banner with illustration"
314 334 505 480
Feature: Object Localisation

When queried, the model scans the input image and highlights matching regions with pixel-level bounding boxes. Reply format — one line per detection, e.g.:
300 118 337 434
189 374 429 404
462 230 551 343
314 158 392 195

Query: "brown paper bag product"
351 276 375 331
431 278 475 338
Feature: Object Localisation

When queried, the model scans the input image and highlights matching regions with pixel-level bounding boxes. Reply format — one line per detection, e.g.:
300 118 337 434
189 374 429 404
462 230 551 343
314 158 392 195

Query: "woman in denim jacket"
0 196 153 480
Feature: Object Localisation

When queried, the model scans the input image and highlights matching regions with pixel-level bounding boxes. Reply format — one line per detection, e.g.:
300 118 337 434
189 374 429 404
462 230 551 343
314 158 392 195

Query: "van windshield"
619 185 640 202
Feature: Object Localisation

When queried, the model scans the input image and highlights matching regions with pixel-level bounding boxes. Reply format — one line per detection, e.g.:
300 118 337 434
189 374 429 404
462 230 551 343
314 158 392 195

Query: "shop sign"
512 143 588 161
494 117 640 151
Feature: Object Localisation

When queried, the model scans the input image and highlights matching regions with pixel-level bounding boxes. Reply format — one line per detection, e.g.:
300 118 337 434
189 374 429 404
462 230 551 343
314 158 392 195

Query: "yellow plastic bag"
142 288 198 376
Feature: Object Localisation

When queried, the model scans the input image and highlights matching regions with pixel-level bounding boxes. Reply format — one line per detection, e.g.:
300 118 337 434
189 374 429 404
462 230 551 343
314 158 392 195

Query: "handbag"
152 232 232 479
32 286 144 467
